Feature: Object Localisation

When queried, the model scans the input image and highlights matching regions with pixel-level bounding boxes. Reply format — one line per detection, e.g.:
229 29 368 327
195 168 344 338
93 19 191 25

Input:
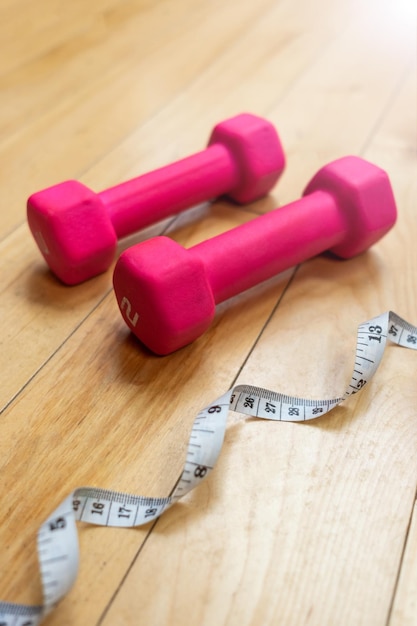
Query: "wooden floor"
1 0 416 623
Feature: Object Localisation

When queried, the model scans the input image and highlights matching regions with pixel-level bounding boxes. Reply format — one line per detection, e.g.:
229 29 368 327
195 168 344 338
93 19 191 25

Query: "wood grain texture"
391 502 417 626
0 0 416 624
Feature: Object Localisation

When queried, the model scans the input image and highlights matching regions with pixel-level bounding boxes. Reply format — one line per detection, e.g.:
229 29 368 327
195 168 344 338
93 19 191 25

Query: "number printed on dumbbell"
120 296 139 327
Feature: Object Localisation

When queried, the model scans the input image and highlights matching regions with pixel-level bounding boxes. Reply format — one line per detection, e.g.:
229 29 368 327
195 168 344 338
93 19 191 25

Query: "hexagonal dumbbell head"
303 155 397 258
208 113 285 204
113 236 216 355
27 180 117 285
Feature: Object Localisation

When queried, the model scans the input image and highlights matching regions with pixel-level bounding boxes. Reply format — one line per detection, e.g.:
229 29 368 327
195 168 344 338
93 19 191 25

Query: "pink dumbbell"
27 113 285 285
113 156 397 355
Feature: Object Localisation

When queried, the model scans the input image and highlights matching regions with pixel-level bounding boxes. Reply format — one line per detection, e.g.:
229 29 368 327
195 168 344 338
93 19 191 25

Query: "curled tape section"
1 311 416 624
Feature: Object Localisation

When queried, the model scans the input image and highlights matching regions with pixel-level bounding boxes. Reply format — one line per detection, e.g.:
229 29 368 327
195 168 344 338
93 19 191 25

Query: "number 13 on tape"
1 311 416 624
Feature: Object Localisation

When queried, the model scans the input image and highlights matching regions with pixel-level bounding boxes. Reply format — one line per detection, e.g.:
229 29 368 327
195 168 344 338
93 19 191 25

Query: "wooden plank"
0 0 237 142
268 0 417 204
390 502 417 626
0 0 280 238
0 0 116 76
0 218 155 412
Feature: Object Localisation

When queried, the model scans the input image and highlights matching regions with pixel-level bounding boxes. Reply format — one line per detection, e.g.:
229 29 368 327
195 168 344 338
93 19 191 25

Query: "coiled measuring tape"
1 310 416 624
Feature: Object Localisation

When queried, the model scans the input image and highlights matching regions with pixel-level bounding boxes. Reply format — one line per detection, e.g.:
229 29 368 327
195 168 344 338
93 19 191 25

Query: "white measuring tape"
1 310 416 624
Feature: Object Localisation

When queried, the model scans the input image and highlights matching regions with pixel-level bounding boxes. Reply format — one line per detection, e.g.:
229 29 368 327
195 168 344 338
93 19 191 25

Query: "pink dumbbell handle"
191 191 344 303
100 144 238 238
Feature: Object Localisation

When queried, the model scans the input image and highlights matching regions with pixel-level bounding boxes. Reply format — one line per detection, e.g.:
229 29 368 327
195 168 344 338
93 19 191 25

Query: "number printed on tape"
1 311 416 624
